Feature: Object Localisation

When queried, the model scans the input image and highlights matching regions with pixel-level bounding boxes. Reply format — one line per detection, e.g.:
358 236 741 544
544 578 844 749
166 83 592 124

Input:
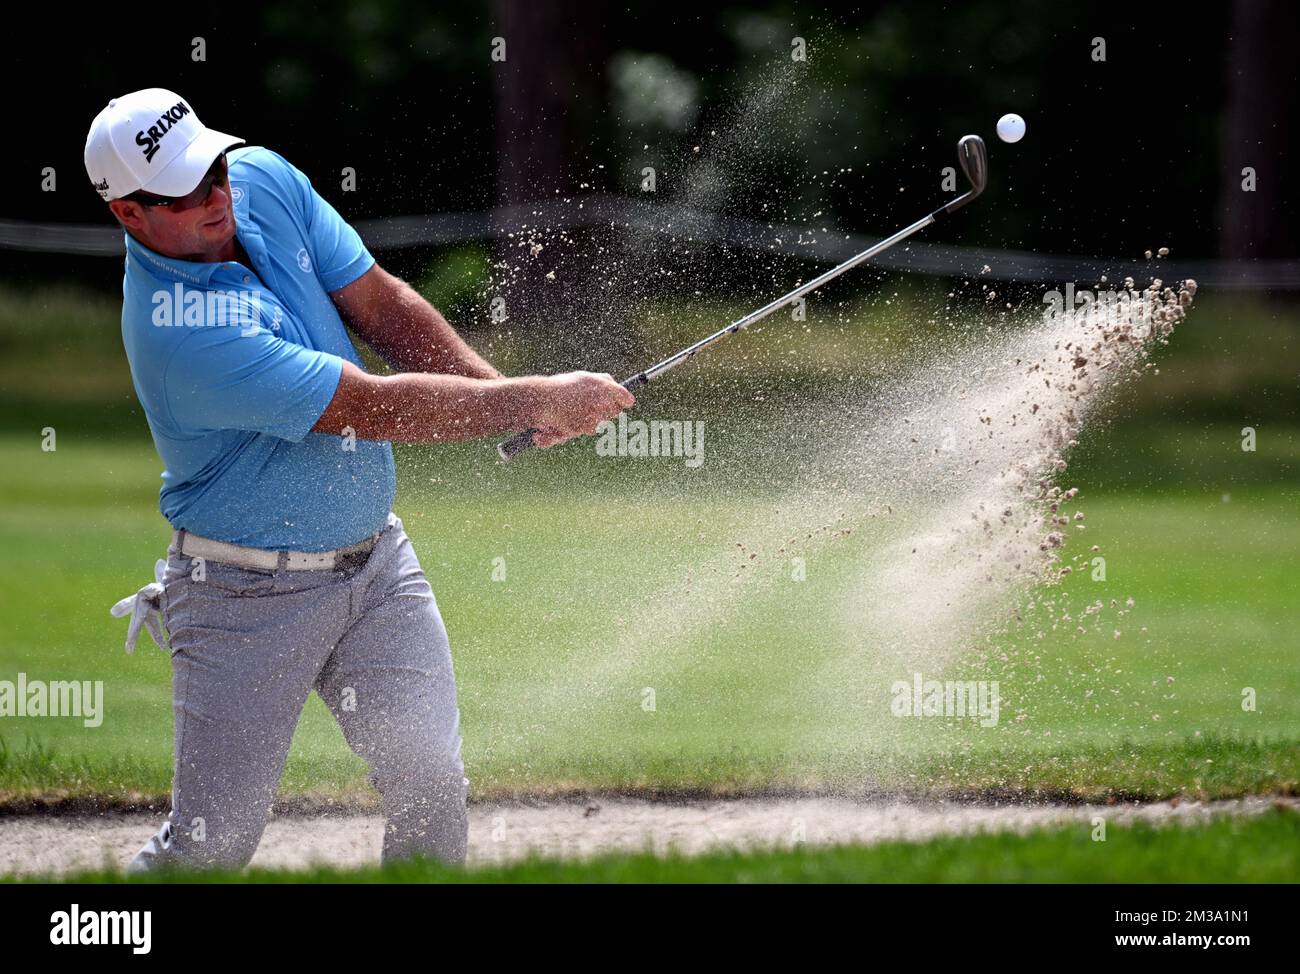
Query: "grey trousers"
129 513 468 871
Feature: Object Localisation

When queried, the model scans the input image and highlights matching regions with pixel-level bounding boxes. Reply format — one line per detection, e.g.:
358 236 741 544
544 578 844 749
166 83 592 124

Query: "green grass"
1 280 1296 807
0 431 1296 804
17 807 1299 883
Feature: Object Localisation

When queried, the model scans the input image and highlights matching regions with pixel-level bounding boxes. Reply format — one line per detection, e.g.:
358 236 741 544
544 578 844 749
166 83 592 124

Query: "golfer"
86 88 633 871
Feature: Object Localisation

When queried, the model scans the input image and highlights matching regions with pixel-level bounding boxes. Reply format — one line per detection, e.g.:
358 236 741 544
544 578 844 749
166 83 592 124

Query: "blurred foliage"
413 244 493 321
12 0 1296 264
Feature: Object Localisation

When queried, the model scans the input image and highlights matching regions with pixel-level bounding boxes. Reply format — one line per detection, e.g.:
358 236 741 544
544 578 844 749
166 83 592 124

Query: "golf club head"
944 134 988 214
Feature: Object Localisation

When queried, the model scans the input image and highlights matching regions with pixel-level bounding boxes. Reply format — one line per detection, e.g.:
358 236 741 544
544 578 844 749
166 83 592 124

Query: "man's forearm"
355 270 500 378
317 368 542 443
314 360 636 448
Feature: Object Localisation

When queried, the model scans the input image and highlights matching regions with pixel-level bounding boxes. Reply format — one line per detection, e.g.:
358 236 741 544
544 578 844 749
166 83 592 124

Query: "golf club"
498 134 989 461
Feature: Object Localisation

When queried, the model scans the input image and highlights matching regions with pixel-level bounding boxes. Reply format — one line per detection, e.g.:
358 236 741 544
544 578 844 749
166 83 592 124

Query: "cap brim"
142 127 245 197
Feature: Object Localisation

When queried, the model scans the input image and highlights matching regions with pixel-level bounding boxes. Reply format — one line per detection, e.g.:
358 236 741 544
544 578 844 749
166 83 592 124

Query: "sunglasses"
124 154 229 212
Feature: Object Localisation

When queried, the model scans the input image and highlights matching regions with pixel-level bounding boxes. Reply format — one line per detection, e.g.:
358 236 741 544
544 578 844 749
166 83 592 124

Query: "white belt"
172 527 383 572
108 528 384 655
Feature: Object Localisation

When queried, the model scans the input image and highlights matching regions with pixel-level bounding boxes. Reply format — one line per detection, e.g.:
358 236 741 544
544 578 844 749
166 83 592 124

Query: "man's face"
107 154 235 260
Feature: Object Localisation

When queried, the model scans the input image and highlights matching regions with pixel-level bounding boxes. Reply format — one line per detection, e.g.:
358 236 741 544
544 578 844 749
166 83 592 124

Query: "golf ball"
997 113 1026 143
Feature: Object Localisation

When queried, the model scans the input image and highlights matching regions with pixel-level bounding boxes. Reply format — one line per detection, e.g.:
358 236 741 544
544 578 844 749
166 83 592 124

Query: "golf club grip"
497 428 538 461
497 374 647 462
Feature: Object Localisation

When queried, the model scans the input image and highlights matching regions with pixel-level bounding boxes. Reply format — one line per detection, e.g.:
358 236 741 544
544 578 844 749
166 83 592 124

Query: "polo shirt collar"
124 230 226 287
123 220 269 288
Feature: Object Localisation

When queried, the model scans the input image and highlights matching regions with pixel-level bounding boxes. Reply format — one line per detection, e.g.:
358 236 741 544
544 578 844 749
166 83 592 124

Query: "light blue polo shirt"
120 145 395 552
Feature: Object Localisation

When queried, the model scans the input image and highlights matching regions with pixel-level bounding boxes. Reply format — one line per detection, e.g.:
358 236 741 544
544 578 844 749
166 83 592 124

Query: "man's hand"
531 372 635 448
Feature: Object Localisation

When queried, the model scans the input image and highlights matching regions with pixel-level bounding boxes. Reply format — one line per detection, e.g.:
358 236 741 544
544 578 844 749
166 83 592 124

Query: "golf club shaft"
496 213 936 460
632 212 938 386
620 182 983 392
498 135 986 461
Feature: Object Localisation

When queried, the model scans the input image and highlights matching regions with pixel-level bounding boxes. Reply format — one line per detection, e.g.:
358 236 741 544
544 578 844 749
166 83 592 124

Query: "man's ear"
108 199 146 231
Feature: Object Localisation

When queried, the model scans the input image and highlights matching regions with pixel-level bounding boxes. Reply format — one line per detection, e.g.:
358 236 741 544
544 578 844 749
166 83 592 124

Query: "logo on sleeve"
296 248 312 273
230 186 244 205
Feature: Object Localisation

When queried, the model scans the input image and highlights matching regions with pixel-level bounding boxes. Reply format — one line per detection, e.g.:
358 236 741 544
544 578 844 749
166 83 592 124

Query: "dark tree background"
1 0 1295 302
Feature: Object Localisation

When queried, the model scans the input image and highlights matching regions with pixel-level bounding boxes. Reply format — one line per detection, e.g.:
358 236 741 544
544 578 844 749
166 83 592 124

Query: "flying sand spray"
497 135 989 460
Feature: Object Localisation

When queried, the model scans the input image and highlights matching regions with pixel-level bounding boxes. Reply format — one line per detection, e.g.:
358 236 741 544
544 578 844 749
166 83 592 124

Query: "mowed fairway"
1 433 1296 803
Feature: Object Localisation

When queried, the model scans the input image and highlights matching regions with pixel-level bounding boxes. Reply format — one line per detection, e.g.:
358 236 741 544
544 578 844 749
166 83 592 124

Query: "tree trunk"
1219 0 1291 266
491 0 612 355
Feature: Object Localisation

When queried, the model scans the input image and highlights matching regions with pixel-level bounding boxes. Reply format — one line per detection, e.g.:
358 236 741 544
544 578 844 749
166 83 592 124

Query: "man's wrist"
493 375 549 429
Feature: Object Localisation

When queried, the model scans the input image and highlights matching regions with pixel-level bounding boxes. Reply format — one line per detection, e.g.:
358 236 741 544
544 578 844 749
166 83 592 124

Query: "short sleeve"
266 150 375 292
162 322 343 442
305 186 376 292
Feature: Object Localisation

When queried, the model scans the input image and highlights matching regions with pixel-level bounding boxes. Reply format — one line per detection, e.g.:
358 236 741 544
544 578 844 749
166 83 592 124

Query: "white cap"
85 88 244 202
